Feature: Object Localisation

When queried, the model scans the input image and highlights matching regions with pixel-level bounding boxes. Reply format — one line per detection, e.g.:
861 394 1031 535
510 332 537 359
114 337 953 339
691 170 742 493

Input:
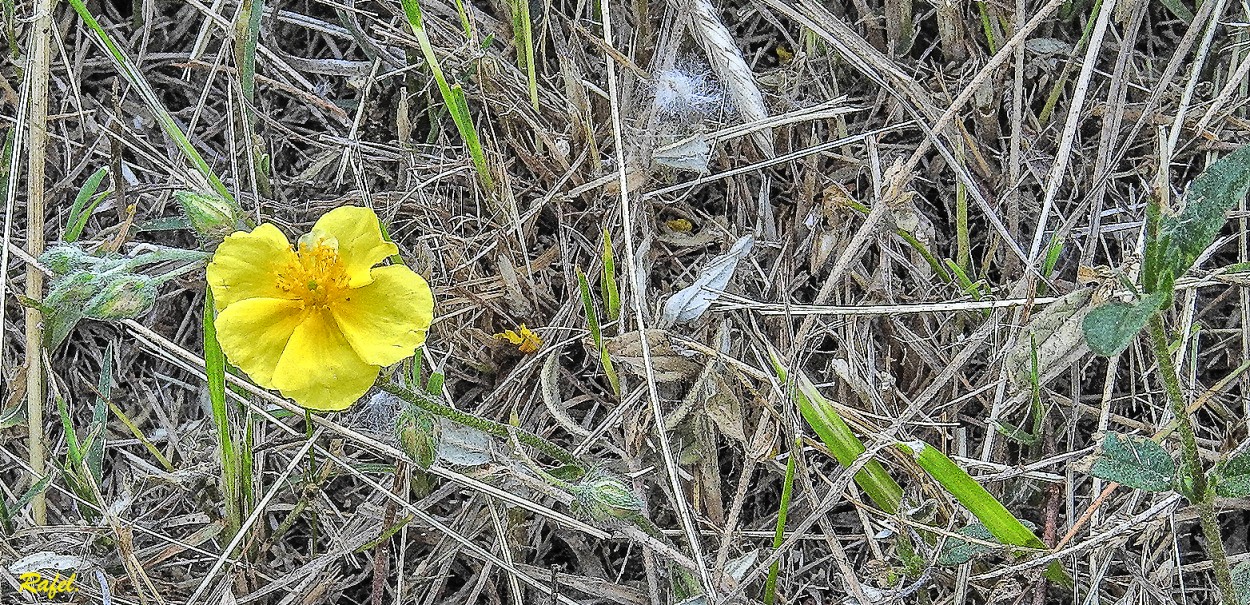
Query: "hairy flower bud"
175 190 240 243
84 273 157 320
573 473 642 522
396 407 440 469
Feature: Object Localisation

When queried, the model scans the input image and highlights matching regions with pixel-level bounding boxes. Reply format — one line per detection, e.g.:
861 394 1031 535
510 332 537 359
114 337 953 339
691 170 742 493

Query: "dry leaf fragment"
661 234 754 325
1004 287 1095 390
602 329 701 382
653 135 713 173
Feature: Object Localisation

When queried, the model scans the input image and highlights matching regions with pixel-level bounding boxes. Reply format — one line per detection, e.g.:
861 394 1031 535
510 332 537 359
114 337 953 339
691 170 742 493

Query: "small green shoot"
945 259 986 301
577 268 619 398
763 439 798 605
996 334 1043 445
64 167 109 243
600 229 620 321
1037 233 1064 295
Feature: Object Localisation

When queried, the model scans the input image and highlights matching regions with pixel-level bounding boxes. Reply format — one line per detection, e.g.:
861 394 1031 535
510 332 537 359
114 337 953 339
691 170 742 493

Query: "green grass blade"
0 488 11 534
763 439 798 605
66 0 243 214
400 0 495 191
235 0 271 197
64 166 109 243
899 440 1044 547
507 0 539 113
1037 233 1065 295
769 348 903 514
57 396 83 466
84 342 112 483
13 473 54 515
107 399 174 471
577 267 619 398
899 439 1072 585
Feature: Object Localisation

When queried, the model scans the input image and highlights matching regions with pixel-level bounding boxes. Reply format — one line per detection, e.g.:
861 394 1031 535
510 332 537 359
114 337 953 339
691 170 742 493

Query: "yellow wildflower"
495 324 543 354
207 207 434 411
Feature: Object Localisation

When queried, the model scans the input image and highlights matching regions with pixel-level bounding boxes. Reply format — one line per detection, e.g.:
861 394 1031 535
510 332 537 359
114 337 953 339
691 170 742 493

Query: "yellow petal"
271 309 379 411
331 265 434 366
214 298 305 388
207 224 298 310
311 207 399 288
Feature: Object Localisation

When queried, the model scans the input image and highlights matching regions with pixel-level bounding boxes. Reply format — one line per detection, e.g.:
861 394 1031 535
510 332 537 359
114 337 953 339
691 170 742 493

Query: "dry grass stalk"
675 0 775 157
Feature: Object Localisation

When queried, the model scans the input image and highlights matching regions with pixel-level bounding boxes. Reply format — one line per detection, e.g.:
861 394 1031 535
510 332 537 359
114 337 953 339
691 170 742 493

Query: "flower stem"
379 382 581 467
1147 313 1234 601
304 410 319 557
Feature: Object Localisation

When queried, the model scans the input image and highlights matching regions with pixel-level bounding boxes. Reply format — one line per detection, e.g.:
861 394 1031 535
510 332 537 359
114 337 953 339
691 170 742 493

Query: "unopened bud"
396 407 440 469
41 271 106 348
573 473 642 522
40 245 95 275
85 273 157 320
175 190 240 243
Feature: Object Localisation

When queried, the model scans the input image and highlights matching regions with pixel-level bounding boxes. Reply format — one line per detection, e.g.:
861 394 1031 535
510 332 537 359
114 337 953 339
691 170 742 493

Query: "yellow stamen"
275 231 351 308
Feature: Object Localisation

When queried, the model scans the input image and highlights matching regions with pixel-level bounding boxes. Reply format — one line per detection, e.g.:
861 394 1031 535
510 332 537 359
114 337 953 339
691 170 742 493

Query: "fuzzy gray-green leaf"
1233 561 1250 605
1151 145 1250 294
1082 292 1167 357
1212 452 1250 498
1089 432 1176 492
938 523 1000 566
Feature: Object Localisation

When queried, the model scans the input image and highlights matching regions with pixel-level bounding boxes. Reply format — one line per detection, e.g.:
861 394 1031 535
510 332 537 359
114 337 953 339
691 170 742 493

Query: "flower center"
275 231 351 308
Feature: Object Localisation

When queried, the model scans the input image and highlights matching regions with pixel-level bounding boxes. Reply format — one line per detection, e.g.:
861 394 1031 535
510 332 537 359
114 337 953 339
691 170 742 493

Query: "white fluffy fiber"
651 61 729 120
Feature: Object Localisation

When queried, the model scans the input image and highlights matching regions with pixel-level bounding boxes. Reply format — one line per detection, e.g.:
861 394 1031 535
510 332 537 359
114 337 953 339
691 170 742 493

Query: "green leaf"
64 167 109 243
205 292 242 538
1233 561 1250 605
1089 432 1176 492
900 439 1074 585
14 472 54 512
1212 451 1250 498
1081 292 1167 357
0 398 25 429
938 523 1000 566
1147 144 1250 295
